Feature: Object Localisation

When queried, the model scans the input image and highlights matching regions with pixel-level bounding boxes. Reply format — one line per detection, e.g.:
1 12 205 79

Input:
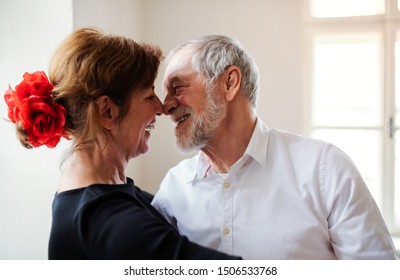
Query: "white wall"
0 0 73 259
0 0 301 259
72 0 143 38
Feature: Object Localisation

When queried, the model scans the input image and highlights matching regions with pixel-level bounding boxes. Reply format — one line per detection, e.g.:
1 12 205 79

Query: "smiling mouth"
145 124 155 133
176 114 190 124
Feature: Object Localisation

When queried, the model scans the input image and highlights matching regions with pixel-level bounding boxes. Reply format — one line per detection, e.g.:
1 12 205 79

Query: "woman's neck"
58 145 127 192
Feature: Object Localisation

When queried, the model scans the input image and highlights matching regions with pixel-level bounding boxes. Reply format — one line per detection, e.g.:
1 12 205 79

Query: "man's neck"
202 107 257 173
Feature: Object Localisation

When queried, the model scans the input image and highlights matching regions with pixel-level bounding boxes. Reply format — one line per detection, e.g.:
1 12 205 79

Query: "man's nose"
163 96 178 115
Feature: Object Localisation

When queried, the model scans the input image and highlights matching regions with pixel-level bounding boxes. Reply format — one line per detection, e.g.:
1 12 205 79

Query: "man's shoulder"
264 127 332 162
158 154 200 193
256 118 321 145
268 127 325 146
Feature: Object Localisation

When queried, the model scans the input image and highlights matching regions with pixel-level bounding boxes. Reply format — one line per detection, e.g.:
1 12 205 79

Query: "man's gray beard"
175 88 225 154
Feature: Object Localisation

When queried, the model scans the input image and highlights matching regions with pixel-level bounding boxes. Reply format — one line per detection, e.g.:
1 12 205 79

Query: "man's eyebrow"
163 76 176 89
164 70 198 89
164 75 184 87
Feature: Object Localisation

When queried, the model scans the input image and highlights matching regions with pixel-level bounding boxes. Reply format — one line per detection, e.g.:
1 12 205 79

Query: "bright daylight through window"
305 0 400 238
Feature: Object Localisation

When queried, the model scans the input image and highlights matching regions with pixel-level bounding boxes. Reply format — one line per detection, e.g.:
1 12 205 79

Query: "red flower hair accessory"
4 71 69 148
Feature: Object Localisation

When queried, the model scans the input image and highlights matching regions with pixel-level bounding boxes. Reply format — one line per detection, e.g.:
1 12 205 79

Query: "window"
303 0 400 236
310 0 385 18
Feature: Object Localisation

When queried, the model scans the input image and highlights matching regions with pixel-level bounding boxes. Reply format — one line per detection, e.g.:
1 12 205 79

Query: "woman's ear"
223 66 242 102
95 96 120 130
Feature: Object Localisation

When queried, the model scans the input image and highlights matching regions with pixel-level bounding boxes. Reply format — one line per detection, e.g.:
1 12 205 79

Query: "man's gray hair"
167 35 260 108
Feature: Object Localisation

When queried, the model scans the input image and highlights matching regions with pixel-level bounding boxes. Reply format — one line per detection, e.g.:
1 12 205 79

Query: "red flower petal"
23 71 53 96
5 71 68 148
4 86 18 123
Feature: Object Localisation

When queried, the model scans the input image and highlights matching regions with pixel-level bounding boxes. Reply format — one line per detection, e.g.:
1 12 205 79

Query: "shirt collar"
188 117 269 183
244 117 269 168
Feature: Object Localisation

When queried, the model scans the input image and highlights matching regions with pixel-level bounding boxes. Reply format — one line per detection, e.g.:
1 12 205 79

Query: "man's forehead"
166 49 192 70
164 53 195 83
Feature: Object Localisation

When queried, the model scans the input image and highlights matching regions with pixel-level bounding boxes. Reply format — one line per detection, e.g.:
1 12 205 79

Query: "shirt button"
223 227 230 235
223 181 230 188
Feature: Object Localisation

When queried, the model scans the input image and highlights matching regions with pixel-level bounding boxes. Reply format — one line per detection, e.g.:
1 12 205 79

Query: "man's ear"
223 66 242 102
95 96 120 130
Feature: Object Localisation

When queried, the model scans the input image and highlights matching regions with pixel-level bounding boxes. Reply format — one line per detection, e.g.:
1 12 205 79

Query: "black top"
48 178 241 260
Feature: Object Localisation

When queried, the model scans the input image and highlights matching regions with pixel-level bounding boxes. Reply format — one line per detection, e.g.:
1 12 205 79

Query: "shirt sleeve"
322 144 398 259
76 191 241 260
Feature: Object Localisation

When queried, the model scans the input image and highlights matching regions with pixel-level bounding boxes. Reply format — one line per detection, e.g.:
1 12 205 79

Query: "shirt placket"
220 178 233 254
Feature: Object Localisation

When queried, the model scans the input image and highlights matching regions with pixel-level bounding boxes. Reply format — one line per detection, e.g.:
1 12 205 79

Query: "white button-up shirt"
152 118 398 259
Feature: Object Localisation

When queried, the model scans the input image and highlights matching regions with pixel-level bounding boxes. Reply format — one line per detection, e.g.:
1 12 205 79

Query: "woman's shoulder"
53 179 139 214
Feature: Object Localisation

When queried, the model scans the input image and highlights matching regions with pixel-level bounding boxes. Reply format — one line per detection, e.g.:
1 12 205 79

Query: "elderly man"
152 35 398 260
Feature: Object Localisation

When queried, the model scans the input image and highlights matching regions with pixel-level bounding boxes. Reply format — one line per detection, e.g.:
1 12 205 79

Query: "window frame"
302 0 400 237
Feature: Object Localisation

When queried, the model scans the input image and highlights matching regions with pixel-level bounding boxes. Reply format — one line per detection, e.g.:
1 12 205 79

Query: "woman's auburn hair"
48 27 163 147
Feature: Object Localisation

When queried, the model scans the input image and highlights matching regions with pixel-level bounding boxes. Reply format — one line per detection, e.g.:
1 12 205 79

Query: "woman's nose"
155 96 163 116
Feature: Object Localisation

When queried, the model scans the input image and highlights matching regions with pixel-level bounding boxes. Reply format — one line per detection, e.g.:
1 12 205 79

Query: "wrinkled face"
162 50 226 153
120 86 163 158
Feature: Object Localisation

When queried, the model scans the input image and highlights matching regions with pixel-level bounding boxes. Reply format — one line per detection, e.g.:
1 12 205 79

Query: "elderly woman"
4 28 240 260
